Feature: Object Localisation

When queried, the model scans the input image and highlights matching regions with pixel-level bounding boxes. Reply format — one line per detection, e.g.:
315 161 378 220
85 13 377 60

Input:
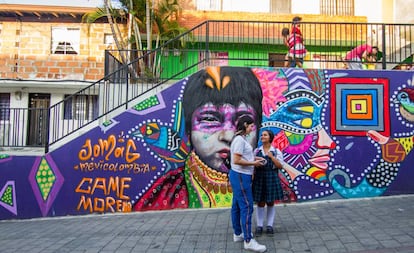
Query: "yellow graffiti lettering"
75 178 93 194
77 195 93 212
78 136 140 163
78 139 92 161
76 195 132 213
91 178 107 195
94 198 105 212
125 139 140 163
114 146 124 159
76 177 131 199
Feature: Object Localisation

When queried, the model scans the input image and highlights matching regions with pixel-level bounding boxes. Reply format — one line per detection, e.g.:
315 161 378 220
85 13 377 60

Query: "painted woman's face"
191 102 257 173
263 90 336 172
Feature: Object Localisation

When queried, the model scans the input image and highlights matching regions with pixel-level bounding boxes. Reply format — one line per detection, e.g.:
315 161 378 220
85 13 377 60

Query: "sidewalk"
0 195 413 253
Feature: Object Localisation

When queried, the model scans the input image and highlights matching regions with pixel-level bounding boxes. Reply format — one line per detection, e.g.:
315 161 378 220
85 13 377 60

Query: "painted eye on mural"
140 123 160 138
262 91 324 135
288 101 320 128
197 112 222 127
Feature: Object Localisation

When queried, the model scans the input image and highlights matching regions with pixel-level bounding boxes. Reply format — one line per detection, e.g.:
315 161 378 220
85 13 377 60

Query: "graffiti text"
75 161 151 174
78 135 140 163
76 176 132 213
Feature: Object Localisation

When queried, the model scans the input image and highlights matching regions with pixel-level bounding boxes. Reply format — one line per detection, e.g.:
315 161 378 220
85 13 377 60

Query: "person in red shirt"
287 16 307 68
344 44 380 69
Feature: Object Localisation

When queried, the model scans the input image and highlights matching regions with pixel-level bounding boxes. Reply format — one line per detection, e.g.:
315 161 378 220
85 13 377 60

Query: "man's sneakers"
234 233 267 252
244 238 267 252
233 233 244 242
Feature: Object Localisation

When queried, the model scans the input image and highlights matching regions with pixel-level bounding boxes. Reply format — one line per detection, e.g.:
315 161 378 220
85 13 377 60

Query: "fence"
107 21 414 75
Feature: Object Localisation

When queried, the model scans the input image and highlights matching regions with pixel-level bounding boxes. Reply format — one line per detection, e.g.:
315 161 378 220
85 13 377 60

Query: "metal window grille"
321 0 354 16
0 93 10 121
63 95 98 120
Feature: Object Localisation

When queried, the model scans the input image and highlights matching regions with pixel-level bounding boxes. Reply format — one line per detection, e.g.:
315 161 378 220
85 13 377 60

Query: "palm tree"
83 0 191 80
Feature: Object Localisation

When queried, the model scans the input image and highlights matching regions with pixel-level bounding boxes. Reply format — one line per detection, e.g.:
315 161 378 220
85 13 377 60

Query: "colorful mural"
0 67 413 220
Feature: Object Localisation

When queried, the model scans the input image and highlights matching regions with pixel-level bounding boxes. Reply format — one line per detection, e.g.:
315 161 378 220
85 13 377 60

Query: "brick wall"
0 21 121 81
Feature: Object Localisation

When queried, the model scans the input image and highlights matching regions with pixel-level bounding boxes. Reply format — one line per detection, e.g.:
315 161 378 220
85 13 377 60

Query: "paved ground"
1 195 414 253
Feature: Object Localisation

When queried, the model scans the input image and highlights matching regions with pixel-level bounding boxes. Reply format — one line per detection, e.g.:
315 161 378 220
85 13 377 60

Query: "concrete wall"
0 67 413 220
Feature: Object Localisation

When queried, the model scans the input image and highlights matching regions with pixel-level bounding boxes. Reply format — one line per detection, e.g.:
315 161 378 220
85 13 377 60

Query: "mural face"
179 66 263 208
190 102 257 173
0 67 413 220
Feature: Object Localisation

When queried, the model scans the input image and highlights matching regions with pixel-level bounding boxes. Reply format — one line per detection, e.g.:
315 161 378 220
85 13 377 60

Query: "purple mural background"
0 67 413 220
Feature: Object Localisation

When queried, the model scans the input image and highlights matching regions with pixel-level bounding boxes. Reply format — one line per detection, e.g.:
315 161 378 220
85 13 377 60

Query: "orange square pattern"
346 94 373 120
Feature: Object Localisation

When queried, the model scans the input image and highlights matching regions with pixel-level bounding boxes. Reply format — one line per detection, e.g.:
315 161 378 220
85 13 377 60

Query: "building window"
51 27 80 54
270 0 290 14
63 95 98 120
197 0 270 12
0 93 10 121
196 0 221 11
320 0 354 16
104 33 114 46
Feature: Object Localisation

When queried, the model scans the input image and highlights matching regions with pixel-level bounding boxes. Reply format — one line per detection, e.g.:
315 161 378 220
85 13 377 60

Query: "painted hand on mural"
367 130 411 163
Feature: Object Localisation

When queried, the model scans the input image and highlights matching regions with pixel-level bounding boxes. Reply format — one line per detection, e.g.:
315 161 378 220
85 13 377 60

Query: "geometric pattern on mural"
331 178 386 198
28 155 64 216
341 88 379 126
330 78 390 136
0 154 12 163
0 181 17 215
128 93 166 115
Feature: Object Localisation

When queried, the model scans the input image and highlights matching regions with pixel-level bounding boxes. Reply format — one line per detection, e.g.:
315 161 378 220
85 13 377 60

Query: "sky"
0 0 105 7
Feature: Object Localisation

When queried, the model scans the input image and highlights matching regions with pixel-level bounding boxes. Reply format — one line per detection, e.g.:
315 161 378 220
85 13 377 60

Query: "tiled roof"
0 4 98 22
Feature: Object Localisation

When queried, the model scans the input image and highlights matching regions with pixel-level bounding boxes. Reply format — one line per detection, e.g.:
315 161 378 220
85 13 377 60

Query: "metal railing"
2 20 414 152
107 21 414 72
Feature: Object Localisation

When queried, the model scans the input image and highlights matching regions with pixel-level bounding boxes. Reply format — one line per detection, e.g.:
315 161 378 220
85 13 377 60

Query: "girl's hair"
292 16 302 24
235 115 255 136
281 27 289 37
262 129 275 143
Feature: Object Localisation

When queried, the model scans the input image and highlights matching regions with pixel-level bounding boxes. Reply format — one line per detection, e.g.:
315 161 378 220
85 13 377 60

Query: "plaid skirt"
252 157 284 203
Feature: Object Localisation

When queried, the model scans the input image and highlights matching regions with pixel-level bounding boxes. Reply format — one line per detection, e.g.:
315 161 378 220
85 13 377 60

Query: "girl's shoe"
266 226 274 235
255 226 263 237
